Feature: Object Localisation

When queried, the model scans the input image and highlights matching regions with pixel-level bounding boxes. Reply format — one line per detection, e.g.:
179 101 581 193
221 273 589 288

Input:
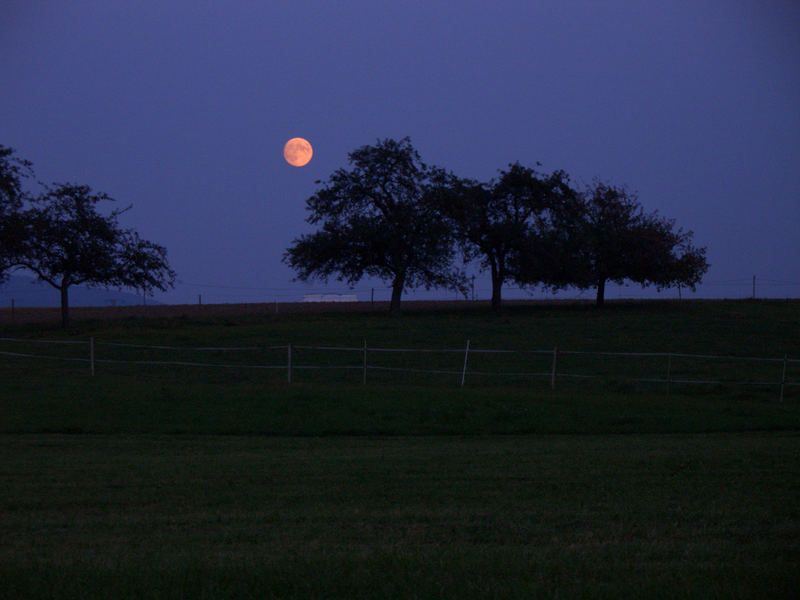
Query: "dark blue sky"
2 1 798 304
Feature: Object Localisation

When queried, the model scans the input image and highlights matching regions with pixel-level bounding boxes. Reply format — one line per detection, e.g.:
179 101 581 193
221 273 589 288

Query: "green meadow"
1 300 799 598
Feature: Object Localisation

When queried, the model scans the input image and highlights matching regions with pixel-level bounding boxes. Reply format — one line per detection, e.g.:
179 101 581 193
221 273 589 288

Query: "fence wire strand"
1 337 796 394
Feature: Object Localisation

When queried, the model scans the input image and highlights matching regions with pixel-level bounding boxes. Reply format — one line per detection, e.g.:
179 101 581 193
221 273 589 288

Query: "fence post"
780 354 787 402
460 340 470 387
363 339 367 385
287 344 292 384
550 346 558 390
90 337 95 376
666 353 672 397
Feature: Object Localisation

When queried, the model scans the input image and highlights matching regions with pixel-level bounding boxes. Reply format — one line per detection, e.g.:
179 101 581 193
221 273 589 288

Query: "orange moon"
283 137 313 167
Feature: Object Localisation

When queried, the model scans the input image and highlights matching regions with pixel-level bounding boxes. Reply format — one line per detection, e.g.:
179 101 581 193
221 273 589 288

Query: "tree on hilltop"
546 181 708 306
283 137 465 314
17 183 176 326
442 163 578 310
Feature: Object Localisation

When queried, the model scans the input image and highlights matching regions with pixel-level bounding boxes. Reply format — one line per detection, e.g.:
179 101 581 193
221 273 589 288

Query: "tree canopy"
442 163 578 310
283 137 465 314
542 181 709 306
0 145 34 283
17 183 176 326
2 145 177 325
285 140 708 310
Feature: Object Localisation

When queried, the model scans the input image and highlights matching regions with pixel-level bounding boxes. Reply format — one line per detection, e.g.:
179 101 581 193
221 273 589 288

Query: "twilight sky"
2 1 798 304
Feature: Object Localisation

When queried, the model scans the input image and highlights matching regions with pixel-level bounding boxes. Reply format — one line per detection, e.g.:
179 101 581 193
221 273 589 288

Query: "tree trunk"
490 257 503 311
491 275 503 311
60 285 70 328
595 278 606 307
389 275 405 316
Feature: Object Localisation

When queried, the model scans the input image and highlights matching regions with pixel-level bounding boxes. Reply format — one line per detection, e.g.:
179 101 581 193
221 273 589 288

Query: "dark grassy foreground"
2 434 799 599
1 300 800 598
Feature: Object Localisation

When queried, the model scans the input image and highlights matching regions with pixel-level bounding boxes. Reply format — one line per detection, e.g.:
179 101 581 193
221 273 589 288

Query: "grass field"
1 299 799 598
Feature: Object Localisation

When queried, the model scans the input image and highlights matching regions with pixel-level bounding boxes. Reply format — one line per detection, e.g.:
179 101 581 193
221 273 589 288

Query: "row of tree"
2 138 708 324
284 138 708 313
0 145 175 327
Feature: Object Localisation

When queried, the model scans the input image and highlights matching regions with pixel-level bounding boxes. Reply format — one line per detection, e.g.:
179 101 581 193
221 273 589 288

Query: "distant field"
1 300 799 598
0 298 504 325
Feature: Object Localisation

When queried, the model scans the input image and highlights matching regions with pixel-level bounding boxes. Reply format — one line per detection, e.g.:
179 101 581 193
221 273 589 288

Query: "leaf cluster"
546 182 709 294
17 183 175 292
442 163 579 285
0 145 35 282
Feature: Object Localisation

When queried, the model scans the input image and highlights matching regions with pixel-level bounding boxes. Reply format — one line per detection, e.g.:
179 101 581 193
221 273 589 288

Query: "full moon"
283 137 313 167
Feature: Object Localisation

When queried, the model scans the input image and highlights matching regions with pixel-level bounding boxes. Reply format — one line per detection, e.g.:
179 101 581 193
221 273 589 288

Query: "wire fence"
1 336 797 401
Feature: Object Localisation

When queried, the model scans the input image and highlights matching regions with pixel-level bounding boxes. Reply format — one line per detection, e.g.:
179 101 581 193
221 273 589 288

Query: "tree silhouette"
551 182 708 306
443 163 577 310
18 183 175 326
0 145 34 283
284 138 465 314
